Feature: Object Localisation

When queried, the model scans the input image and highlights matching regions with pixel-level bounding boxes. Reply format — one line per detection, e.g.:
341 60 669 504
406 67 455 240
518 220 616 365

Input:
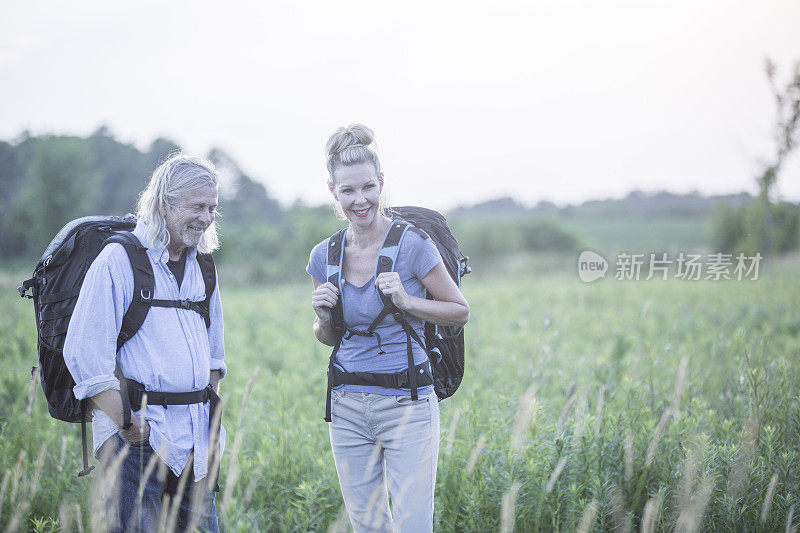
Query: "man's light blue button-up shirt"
63 221 226 481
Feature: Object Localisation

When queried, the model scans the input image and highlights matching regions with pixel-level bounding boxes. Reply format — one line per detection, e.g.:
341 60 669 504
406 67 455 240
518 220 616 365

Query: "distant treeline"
2 130 796 282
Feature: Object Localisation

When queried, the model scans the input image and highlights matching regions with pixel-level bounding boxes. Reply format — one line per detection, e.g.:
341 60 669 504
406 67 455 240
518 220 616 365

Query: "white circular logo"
578 251 608 283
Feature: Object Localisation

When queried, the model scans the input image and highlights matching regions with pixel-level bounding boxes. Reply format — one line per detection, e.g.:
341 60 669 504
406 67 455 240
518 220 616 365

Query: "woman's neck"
347 215 392 249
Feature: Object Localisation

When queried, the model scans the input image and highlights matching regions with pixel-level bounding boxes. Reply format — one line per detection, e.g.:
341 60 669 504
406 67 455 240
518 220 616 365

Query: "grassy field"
0 256 799 532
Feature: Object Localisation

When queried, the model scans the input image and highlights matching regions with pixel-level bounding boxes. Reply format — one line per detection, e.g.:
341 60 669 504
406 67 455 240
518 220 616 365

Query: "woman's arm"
311 277 341 346
376 262 469 327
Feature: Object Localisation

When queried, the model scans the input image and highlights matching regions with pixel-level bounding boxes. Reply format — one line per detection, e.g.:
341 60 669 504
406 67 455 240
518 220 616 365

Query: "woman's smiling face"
329 161 383 228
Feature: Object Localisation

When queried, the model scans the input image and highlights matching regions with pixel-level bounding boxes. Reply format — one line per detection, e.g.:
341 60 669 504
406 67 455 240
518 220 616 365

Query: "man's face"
164 185 218 252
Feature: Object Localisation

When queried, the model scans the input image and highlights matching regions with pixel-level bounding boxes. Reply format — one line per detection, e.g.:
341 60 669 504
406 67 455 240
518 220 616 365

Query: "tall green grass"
0 257 798 531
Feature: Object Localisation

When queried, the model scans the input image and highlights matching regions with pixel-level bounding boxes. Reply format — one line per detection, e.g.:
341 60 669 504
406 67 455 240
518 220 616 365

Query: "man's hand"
118 415 150 444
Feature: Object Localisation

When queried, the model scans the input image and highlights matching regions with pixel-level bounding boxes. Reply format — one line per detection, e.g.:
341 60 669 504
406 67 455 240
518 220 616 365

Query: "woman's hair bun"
326 124 374 156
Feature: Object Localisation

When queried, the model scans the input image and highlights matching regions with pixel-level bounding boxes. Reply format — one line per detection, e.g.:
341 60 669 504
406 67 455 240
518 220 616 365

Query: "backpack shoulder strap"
195 252 216 329
103 231 155 352
374 219 411 308
363 219 411 334
326 228 347 332
101 231 153 432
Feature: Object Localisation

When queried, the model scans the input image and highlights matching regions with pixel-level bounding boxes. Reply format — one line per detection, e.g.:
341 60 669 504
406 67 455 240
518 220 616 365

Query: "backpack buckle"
180 299 191 310
459 256 471 277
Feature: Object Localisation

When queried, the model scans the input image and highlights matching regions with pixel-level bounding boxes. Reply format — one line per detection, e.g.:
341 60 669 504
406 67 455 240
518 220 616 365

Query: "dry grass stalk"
556 390 578 435
58 435 68 472
136 448 163 502
28 443 47 495
643 359 687 469
466 434 488 475
624 427 634 482
5 500 30 533
243 471 260 507
0 470 11 516
576 498 599 533
761 472 779 523
595 385 606 425
677 454 699 518
545 456 568 493
608 484 628 532
237 367 259 428
510 384 538 453
9 450 26 504
363 478 389 531
640 298 652 320
187 479 210 533
58 502 72 533
572 386 588 444
159 494 171 532
223 368 260 508
786 504 796 533
645 408 671 468
726 414 759 500
93 442 129 532
26 366 40 416
674 475 714 533
691 476 715 531
163 461 192 533
74 502 84 533
500 481 522 533
444 406 462 457
327 505 351 533
57 501 83 533
640 495 663 533
671 357 688 413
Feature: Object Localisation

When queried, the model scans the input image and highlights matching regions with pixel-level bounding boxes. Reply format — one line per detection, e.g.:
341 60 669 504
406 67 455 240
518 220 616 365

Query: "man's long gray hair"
136 154 220 253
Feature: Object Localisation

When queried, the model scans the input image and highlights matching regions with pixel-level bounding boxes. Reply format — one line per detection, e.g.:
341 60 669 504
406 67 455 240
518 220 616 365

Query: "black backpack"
323 206 470 421
18 215 216 476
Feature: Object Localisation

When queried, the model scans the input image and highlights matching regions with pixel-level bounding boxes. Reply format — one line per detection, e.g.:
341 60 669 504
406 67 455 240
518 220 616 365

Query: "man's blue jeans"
102 434 219 533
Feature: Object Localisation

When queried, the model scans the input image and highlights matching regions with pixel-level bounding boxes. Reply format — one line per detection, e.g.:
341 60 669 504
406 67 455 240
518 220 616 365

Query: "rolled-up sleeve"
207 271 226 379
63 257 123 400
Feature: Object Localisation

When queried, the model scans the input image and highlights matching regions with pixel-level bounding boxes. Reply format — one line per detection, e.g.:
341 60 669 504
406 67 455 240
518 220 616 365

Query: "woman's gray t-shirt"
307 227 442 395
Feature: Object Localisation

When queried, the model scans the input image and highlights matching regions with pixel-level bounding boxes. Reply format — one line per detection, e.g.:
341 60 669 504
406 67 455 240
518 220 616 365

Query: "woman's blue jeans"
329 390 440 533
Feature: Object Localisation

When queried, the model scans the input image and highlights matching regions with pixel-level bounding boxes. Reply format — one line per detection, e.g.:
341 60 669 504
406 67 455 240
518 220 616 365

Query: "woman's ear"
159 199 167 217
328 180 338 201
378 173 384 192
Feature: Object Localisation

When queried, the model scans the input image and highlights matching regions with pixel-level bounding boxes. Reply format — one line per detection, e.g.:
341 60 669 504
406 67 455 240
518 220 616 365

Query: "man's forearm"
91 388 150 442
90 389 126 428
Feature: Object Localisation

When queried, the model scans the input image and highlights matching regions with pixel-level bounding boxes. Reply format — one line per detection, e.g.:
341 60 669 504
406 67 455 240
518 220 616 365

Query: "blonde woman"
307 124 469 532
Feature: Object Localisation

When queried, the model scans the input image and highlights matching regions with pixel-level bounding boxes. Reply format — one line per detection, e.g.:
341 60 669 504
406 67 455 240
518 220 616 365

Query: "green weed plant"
0 258 798 531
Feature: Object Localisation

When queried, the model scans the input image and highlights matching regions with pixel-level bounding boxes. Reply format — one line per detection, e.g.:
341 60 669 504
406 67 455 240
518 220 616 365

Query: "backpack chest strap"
146 297 210 321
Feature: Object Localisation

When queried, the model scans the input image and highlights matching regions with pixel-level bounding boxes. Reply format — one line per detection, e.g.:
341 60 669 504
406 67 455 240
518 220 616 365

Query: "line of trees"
0 128 589 282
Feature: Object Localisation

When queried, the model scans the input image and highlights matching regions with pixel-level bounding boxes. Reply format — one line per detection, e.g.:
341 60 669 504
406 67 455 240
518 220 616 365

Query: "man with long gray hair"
64 154 227 532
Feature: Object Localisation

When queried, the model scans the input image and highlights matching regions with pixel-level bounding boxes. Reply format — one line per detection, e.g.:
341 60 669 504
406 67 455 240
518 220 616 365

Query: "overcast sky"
2 0 799 211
